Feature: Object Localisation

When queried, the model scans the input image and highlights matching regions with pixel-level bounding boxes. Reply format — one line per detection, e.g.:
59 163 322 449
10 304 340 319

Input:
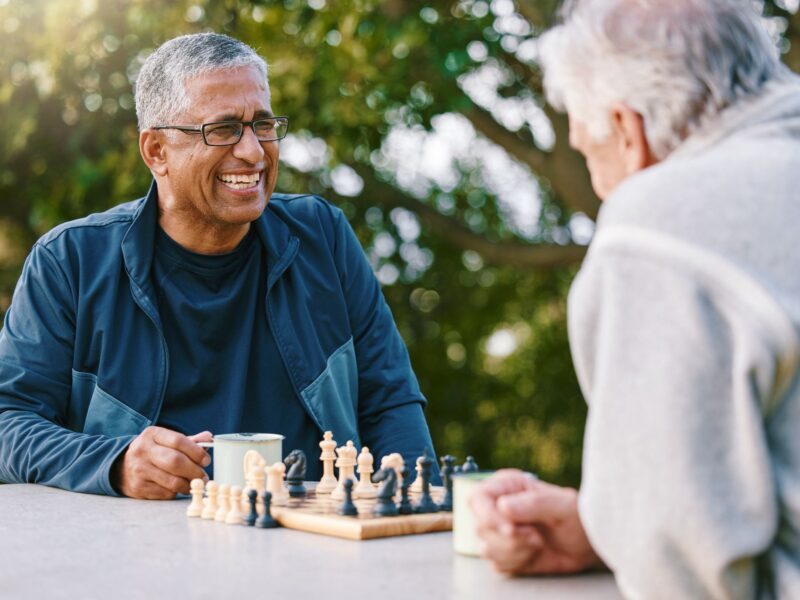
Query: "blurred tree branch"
351 165 587 270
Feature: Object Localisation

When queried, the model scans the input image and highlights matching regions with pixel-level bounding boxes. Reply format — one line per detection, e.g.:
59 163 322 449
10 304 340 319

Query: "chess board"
270 487 452 540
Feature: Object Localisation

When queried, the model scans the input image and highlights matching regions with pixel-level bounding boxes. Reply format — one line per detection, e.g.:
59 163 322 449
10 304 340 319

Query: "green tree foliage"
0 0 797 486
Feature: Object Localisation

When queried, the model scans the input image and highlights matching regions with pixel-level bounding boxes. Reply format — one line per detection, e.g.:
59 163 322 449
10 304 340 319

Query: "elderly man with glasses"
0 33 437 499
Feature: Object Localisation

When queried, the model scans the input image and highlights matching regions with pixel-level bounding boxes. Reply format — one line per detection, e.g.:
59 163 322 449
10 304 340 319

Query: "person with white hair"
471 1 800 597
0 33 438 498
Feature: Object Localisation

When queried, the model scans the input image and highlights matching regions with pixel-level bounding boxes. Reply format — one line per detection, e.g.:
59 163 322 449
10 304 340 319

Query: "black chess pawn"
398 465 413 515
438 455 455 512
414 448 439 514
461 456 479 473
244 488 258 526
256 491 280 529
336 478 359 517
372 467 399 517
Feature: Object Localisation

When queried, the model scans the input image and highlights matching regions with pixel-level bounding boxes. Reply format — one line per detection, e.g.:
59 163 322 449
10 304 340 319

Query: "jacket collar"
253 199 300 289
121 180 159 302
121 180 299 299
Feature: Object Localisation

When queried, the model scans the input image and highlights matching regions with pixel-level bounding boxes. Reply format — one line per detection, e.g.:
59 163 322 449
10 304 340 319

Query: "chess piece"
265 462 289 506
380 452 405 498
186 478 205 517
253 466 266 495
372 467 399 517
355 446 377 499
331 440 357 501
214 484 231 522
409 456 424 493
438 455 455 512
284 449 308 498
461 456 479 473
316 431 338 494
244 489 258 526
337 478 359 517
243 450 266 488
256 491 280 529
414 449 439 514
201 481 218 519
398 465 413 515
225 486 244 524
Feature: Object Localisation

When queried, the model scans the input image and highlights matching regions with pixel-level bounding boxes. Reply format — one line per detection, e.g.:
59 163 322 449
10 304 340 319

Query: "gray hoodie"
569 75 800 599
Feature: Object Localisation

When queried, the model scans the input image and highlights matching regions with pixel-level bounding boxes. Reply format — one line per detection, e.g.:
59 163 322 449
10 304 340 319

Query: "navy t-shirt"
152 227 322 479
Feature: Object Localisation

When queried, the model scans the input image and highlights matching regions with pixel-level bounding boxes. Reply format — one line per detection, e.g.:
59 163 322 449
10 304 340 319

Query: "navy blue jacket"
0 184 435 494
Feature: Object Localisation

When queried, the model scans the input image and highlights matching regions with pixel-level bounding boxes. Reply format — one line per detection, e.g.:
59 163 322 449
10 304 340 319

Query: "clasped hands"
469 469 605 575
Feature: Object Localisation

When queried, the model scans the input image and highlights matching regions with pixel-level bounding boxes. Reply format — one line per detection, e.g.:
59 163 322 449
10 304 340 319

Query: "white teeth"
218 173 260 189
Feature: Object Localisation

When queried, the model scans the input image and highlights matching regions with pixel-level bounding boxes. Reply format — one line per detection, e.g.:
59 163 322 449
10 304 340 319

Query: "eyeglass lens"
203 119 288 146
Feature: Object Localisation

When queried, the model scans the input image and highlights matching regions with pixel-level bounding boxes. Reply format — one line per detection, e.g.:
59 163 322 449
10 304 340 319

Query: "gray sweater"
569 76 800 599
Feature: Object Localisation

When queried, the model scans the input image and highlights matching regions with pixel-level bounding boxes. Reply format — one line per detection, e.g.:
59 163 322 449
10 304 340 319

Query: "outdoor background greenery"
1 0 798 487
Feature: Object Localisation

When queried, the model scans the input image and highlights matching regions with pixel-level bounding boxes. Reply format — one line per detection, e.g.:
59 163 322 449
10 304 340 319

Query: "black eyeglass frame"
152 116 289 146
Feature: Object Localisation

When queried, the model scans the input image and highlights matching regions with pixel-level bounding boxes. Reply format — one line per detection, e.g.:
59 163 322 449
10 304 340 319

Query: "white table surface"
0 484 623 600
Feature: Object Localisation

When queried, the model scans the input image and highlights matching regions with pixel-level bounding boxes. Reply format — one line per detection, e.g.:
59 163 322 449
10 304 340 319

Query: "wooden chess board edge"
271 507 453 540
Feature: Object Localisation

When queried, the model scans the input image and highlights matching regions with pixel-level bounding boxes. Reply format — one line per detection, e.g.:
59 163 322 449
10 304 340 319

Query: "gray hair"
538 0 787 159
134 33 268 131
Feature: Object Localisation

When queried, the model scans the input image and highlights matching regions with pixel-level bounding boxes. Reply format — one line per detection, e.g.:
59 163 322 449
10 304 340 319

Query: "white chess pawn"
266 462 289 506
331 441 357 501
225 486 243 525
201 481 218 519
409 457 424 493
214 484 231 522
355 446 377 499
186 479 205 517
316 431 338 494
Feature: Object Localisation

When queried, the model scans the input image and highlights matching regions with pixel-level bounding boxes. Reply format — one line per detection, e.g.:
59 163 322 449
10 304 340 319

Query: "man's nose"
232 124 265 163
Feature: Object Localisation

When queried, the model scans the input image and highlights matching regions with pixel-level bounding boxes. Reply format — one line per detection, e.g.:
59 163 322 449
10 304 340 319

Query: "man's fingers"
478 469 538 497
188 430 213 444
150 444 208 484
145 463 193 495
496 485 578 525
480 527 542 573
470 470 539 529
151 427 211 467
131 479 177 500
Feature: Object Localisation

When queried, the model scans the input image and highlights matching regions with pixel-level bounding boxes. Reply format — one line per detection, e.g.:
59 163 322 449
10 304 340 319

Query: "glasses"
153 116 289 146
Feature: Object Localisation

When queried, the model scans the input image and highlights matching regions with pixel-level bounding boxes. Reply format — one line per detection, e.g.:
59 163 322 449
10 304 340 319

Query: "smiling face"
147 65 279 253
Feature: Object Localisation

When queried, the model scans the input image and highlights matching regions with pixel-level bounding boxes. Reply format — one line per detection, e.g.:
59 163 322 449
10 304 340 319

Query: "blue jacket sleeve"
328 207 439 480
0 243 133 495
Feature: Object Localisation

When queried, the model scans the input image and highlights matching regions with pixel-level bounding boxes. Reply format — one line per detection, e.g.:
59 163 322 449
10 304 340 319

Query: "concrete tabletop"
0 484 623 600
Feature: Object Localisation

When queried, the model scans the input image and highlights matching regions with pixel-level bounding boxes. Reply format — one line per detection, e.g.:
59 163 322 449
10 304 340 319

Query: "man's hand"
470 469 604 576
111 427 212 499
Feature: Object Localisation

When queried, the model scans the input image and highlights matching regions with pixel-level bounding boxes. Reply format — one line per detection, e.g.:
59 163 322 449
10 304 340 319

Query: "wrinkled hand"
470 469 604 575
112 426 212 499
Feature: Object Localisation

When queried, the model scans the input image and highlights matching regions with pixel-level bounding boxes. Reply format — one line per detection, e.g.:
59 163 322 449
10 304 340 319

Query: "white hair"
134 33 268 131
538 0 787 159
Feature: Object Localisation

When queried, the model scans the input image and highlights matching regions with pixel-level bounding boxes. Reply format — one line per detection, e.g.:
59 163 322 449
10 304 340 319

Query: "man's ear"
608 102 657 175
139 130 169 176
